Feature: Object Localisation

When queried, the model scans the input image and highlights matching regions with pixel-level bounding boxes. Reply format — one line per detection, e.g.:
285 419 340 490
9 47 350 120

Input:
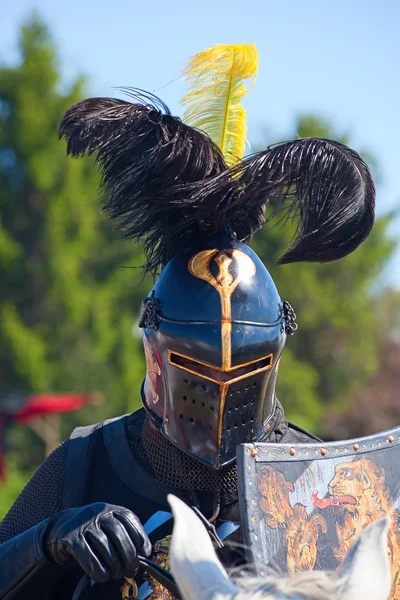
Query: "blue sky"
2 0 400 286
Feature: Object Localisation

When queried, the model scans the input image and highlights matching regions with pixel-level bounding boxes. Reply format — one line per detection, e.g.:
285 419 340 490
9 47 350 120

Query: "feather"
182 138 375 263
59 87 375 271
181 44 259 166
59 90 227 277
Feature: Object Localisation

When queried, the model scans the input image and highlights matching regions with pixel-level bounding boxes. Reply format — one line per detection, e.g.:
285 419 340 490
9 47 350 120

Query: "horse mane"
234 570 341 600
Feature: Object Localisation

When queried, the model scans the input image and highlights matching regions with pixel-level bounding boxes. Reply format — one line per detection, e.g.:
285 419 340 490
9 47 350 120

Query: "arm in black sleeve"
0 440 68 543
0 520 67 599
0 441 70 598
0 440 152 599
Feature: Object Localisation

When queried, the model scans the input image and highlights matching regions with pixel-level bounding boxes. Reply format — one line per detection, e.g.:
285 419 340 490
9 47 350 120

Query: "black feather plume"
59 90 227 277
185 138 375 264
60 89 375 271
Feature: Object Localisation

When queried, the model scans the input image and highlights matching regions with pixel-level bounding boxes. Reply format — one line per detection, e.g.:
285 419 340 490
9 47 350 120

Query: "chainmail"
128 415 238 493
127 404 287 502
0 402 290 543
0 440 69 543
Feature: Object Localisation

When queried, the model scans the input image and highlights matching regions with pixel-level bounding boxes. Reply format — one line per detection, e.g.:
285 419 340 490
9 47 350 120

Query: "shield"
237 427 400 598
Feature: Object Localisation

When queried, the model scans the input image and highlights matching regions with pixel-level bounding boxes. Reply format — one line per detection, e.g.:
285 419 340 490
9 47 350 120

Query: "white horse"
168 495 391 600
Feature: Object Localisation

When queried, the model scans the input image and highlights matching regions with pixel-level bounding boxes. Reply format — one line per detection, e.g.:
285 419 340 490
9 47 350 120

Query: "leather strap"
62 423 99 509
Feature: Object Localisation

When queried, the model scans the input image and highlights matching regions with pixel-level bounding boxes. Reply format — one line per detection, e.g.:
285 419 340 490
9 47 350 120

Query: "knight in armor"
0 44 375 599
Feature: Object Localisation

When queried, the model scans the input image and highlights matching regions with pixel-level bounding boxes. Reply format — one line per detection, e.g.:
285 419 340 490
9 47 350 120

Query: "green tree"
251 116 397 434
0 17 150 468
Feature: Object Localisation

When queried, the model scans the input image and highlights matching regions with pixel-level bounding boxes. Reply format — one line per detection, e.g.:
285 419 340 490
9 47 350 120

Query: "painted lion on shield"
256 465 294 528
314 457 400 599
256 465 327 574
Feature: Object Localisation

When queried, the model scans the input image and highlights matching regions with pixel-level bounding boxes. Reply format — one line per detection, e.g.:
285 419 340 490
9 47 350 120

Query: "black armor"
0 407 319 599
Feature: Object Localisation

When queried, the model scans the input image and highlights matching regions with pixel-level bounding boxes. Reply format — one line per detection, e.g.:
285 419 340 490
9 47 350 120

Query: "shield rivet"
388 436 395 444
353 444 359 451
320 448 327 456
289 448 296 456
250 448 258 457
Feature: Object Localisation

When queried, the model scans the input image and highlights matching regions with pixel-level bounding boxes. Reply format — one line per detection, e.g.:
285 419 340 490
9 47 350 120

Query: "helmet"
60 45 375 467
140 236 294 467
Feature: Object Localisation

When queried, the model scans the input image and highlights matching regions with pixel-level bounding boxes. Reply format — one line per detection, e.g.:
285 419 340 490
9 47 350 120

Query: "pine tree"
0 18 151 465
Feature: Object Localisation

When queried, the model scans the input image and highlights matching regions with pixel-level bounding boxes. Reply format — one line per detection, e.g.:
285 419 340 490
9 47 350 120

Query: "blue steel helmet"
140 235 297 467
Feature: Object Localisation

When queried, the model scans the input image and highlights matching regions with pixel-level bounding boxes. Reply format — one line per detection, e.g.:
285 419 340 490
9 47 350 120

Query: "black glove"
43 502 152 582
0 503 151 598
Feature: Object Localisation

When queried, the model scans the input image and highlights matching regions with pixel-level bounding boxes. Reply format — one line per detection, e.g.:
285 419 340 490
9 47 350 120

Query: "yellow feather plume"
181 44 259 166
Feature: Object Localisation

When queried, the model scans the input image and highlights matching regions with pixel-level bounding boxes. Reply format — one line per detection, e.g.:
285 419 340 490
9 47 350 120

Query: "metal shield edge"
237 424 400 573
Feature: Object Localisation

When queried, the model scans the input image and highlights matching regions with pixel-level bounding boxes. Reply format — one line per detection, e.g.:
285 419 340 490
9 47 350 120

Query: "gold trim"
186 247 259 446
188 248 256 370
188 249 218 288
168 349 272 384
168 349 272 446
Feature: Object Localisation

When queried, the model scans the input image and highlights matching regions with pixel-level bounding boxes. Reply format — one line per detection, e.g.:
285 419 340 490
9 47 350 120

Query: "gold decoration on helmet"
189 248 256 370
184 248 260 445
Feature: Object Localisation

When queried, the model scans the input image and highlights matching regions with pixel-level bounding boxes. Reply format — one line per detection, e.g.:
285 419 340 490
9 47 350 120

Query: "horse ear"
168 494 237 600
337 518 391 600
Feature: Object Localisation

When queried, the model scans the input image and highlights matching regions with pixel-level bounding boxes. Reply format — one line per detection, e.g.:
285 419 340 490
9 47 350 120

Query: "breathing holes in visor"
229 380 259 398
227 417 255 431
178 415 212 429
